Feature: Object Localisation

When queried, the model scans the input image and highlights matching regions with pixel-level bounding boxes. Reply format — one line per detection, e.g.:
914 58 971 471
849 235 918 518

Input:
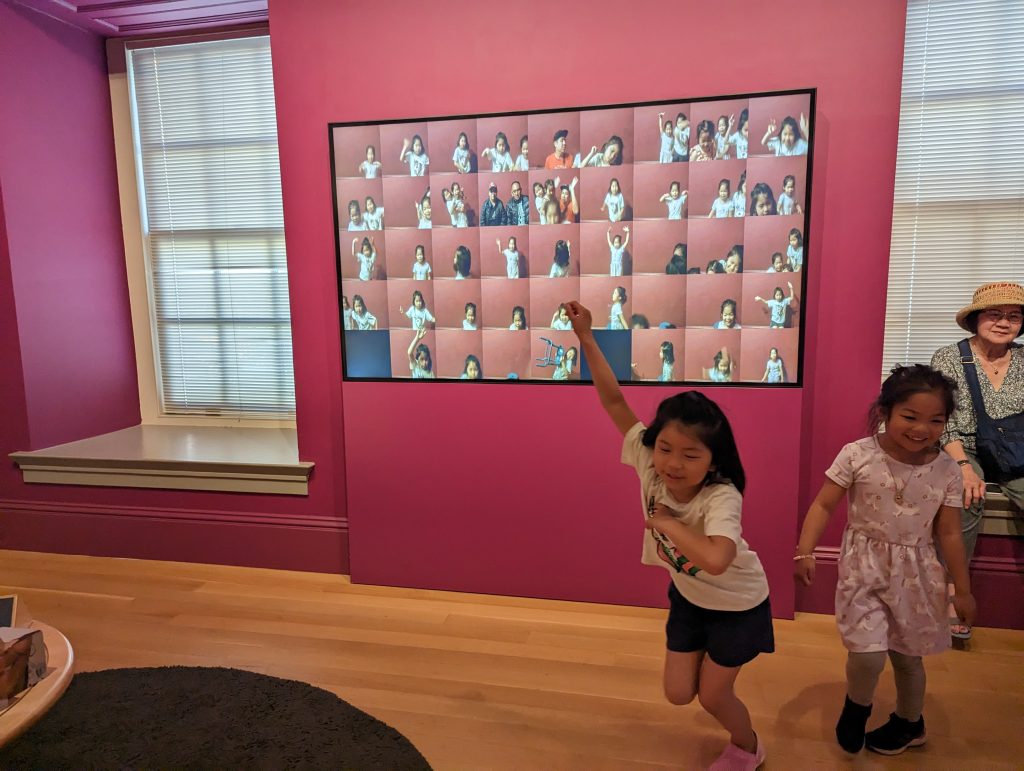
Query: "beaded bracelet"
793 553 815 561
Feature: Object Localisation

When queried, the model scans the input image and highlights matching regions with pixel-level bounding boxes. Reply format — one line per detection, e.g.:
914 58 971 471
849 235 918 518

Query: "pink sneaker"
708 736 766 770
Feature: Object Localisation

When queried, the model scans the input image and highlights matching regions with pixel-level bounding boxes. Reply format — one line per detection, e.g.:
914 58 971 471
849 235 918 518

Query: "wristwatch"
956 459 971 466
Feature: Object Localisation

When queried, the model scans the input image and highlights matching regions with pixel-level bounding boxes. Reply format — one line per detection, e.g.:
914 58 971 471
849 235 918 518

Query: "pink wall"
0 5 347 575
1 0 1016 626
0 2 138 451
266 0 916 616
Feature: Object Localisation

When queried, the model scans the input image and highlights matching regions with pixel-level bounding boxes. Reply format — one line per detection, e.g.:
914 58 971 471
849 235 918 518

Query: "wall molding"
0 499 348 574
0 499 344 531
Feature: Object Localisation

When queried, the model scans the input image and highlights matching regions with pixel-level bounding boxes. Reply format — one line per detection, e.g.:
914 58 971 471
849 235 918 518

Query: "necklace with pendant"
883 456 914 504
971 342 1009 375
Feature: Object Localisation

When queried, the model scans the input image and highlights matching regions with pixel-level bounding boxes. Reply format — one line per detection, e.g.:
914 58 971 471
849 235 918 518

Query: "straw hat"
956 281 1024 331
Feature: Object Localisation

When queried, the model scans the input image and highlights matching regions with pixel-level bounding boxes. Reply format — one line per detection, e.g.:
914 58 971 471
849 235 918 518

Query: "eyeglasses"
980 309 1024 324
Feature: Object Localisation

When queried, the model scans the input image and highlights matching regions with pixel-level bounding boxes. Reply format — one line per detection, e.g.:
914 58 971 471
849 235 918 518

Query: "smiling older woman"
930 282 1024 641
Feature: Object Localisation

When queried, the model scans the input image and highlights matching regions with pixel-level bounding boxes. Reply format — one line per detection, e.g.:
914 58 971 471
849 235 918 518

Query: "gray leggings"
846 650 925 721
960 452 1024 563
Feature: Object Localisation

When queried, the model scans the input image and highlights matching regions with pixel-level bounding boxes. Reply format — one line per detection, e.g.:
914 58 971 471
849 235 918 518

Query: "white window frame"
108 29 296 428
883 0 1024 375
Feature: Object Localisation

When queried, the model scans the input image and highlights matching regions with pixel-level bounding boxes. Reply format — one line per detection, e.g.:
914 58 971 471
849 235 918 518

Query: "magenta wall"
267 0 910 617
1 0 1016 625
0 4 347 575
0 3 138 451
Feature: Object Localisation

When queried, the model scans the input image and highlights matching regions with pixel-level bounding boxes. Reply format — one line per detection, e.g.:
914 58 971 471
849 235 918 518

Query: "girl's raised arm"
566 301 638 435
622 226 630 248
580 146 599 167
399 139 410 162
606 228 613 247
761 119 777 148
407 327 425 363
351 238 358 256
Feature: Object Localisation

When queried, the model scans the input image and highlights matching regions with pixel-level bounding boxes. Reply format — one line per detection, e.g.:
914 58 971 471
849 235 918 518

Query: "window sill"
10 425 313 496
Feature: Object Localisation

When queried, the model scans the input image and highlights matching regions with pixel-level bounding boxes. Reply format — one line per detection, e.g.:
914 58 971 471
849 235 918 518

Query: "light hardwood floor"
1 550 1020 770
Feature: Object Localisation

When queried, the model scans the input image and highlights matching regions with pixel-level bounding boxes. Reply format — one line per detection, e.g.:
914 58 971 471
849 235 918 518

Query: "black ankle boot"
836 696 872 753
865 713 926 755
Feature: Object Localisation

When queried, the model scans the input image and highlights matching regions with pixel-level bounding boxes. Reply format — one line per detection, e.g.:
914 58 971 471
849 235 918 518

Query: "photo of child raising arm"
565 300 773 771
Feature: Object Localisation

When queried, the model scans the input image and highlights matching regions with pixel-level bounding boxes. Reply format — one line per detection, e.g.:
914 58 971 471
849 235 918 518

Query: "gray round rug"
0 666 431 770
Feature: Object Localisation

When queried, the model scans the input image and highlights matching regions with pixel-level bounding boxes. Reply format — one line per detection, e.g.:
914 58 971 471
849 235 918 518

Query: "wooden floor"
1 550 1020 770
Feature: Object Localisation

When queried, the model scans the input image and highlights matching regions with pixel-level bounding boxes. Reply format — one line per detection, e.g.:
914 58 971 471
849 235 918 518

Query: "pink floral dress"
826 436 963 656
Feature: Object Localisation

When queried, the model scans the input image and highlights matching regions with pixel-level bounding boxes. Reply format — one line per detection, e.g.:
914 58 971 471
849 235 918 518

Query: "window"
883 0 1024 374
127 35 295 417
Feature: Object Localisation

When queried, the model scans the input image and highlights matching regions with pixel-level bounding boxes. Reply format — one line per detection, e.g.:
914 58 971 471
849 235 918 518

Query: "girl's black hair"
512 305 527 329
642 392 746 494
868 364 958 432
661 341 675 365
630 313 650 329
666 243 687 274
414 343 432 372
749 182 777 215
603 135 624 165
553 240 571 268
706 259 725 274
463 354 482 378
454 245 472 277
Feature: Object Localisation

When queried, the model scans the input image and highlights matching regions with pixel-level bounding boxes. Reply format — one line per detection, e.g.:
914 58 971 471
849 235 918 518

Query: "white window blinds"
883 0 1024 374
127 36 295 416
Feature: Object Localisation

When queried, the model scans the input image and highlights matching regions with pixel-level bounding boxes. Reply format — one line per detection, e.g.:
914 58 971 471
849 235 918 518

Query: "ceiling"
11 0 269 37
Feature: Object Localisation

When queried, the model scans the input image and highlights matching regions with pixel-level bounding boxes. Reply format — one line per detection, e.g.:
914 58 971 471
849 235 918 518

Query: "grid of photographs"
332 90 812 384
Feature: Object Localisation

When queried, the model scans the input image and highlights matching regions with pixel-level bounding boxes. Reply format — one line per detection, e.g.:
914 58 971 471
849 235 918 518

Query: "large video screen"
332 89 812 385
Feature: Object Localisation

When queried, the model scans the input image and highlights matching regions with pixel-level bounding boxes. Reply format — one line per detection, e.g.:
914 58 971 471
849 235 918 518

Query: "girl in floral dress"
794 365 975 756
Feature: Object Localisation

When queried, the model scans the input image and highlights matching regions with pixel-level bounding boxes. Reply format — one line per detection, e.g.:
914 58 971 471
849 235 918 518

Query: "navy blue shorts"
666 583 775 668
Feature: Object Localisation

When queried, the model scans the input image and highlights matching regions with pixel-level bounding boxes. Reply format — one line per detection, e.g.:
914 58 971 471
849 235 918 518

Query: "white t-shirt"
405 151 429 176
357 251 376 281
551 317 572 330
550 263 569 278
710 197 735 218
342 308 353 330
604 192 625 222
767 137 808 156
363 207 384 230
462 319 477 331
732 191 746 218
513 153 528 171
665 196 685 220
609 245 625 276
778 192 796 216
452 146 471 172
359 161 381 179
659 132 673 163
347 220 367 232
418 217 432 230
504 249 520 279
351 310 376 330
715 132 731 160
714 320 741 329
488 150 514 172
608 301 625 329
405 305 435 330
412 260 431 280
766 297 792 325
788 245 803 271
672 125 690 157
729 131 748 159
620 423 769 610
